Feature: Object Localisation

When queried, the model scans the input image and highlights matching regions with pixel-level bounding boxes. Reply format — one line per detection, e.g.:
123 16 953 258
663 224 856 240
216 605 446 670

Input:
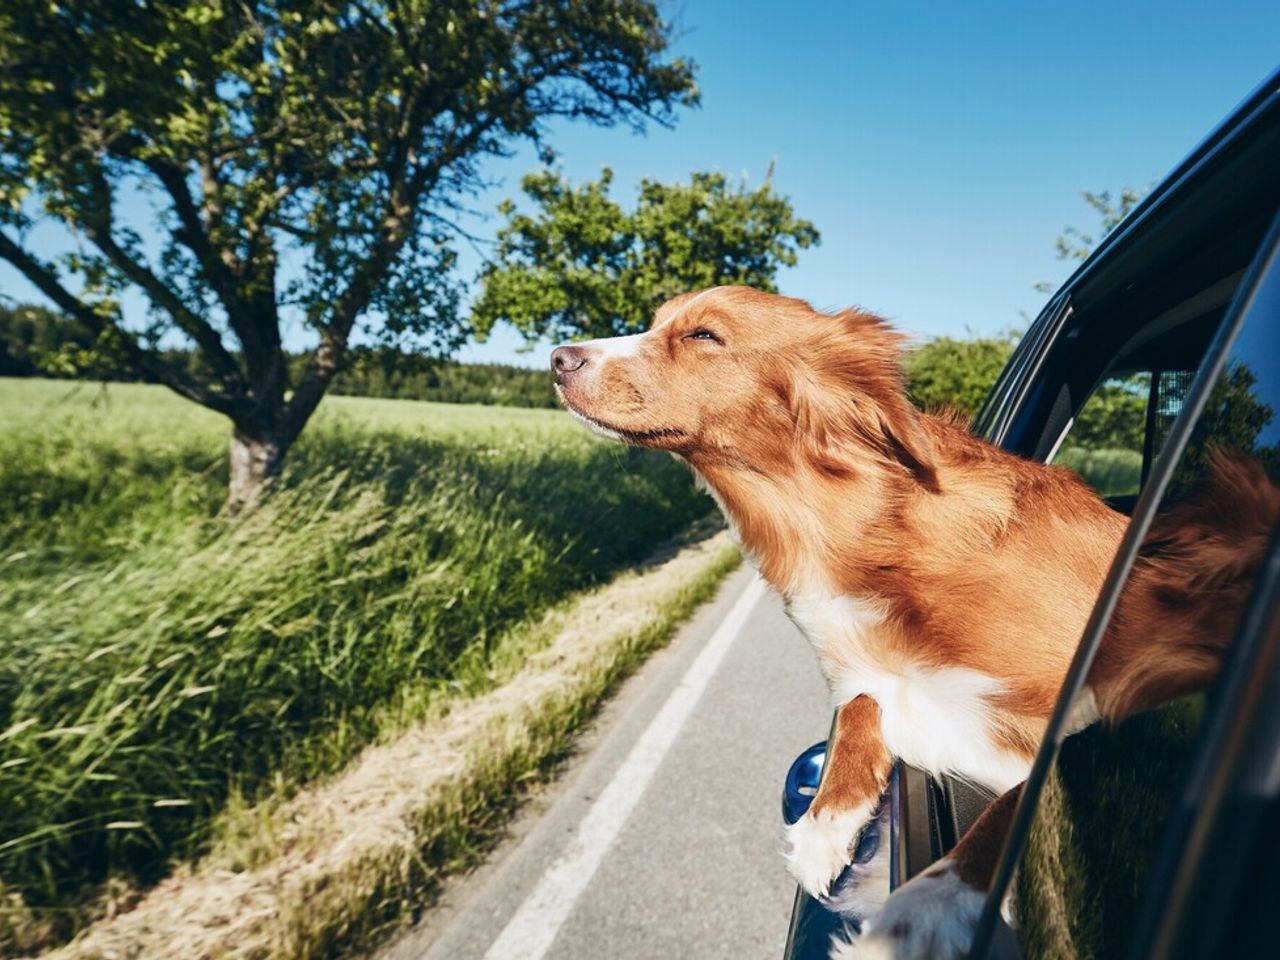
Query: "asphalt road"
381 565 832 960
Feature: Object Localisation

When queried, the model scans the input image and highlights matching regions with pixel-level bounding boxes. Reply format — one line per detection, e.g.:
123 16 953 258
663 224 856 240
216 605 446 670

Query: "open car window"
1050 353 1203 510
1017 268 1238 514
988 219 1280 960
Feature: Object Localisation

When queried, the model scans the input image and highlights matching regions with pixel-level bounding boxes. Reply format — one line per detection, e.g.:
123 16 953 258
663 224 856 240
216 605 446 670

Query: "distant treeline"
1 303 557 408
313 349 555 408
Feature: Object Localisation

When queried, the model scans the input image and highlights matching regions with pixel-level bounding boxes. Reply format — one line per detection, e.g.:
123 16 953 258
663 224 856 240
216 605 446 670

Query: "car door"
783 69 1280 959
969 210 1280 960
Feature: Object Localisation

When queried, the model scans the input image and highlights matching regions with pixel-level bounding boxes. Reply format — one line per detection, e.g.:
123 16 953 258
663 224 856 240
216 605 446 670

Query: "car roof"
1057 65 1280 313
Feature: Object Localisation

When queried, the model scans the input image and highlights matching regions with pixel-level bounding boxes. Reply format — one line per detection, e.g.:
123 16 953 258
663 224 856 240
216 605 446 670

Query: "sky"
3 1 1279 369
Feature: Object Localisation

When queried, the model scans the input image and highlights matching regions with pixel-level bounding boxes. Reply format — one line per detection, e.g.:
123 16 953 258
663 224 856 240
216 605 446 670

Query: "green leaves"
1053 188 1145 264
904 334 1017 418
1 1 698 500
1035 187 1147 292
472 165 819 341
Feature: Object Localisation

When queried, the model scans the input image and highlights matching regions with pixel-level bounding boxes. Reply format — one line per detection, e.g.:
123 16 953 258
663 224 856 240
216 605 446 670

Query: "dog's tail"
1091 447 1280 723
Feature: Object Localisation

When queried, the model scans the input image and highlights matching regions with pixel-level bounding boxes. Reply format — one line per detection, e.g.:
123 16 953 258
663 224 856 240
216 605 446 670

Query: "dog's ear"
783 309 940 490
872 392 940 491
841 311 940 490
783 372 848 469
776 364 938 489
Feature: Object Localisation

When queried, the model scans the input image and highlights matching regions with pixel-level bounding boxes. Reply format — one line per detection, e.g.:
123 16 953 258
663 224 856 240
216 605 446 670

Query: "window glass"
1014 285 1280 957
1054 372 1150 497
1054 366 1202 501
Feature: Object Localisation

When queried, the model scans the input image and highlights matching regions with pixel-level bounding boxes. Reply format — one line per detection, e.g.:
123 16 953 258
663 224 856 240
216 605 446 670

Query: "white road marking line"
481 574 767 960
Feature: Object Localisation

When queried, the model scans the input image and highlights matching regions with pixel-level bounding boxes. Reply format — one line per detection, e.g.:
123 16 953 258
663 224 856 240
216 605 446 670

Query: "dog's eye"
685 328 721 344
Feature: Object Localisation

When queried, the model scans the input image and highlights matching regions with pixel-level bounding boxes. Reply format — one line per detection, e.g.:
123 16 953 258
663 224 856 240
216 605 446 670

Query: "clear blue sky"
3 1 1278 369
454 0 1280 365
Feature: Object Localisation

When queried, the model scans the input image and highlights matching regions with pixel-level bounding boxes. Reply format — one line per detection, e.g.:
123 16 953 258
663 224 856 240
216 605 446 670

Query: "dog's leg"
785 695 893 898
841 784 1021 959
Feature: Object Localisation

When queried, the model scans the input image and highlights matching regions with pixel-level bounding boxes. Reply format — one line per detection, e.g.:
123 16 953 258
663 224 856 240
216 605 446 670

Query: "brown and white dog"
549 286 1277 958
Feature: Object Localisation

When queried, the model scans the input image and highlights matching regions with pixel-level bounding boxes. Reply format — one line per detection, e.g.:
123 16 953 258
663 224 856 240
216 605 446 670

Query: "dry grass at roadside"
32 530 740 960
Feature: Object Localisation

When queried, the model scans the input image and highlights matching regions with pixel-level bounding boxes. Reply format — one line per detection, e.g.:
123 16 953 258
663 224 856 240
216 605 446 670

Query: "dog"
550 286 1278 958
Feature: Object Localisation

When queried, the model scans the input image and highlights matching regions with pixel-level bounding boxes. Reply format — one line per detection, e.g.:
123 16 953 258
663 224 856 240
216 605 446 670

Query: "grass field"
0 378 711 949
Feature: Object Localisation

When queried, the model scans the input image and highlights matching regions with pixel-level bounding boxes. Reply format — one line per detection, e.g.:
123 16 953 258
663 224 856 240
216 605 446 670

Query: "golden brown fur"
1091 449 1280 721
555 287 1126 754
550 285 1279 920
858 449 1279 959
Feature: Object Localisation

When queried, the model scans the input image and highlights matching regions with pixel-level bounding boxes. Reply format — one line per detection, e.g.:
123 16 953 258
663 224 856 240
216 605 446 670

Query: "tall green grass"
0 379 709 940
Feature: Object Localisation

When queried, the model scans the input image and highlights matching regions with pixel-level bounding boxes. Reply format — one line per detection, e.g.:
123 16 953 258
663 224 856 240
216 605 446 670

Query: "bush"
1053 446 1143 498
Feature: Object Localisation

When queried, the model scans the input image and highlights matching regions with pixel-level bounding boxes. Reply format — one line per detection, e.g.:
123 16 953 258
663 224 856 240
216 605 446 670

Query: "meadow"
0 378 710 946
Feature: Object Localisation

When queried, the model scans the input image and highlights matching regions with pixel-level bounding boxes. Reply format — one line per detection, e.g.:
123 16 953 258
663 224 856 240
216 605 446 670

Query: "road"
380 565 832 960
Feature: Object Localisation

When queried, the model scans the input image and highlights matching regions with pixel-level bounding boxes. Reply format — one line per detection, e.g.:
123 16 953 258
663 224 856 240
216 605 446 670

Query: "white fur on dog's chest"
785 589 1029 795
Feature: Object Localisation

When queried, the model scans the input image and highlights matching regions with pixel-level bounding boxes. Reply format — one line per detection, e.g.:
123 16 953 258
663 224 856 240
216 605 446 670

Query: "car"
782 64 1280 960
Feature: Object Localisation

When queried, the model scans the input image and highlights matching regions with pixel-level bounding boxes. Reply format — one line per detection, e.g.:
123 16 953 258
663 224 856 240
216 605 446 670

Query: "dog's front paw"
784 803 874 898
834 859 984 960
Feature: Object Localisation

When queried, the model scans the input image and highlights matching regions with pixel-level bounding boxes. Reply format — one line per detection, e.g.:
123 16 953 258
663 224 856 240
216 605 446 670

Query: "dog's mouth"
560 401 685 446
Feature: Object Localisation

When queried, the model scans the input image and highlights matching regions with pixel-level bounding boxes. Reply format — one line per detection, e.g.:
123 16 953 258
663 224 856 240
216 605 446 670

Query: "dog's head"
550 286 937 488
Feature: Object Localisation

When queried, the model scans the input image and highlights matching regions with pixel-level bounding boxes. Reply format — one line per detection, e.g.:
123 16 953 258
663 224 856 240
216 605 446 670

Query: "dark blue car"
783 65 1280 960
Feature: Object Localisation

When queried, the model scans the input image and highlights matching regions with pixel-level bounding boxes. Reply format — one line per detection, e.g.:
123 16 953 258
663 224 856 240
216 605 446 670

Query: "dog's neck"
686 451 899 597
683 416 1030 601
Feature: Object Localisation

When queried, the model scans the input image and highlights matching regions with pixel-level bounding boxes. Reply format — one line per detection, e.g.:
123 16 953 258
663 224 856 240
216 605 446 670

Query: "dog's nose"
551 346 588 383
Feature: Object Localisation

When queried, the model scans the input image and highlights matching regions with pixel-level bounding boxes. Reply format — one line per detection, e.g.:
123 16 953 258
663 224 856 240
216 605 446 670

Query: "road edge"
40 532 742 960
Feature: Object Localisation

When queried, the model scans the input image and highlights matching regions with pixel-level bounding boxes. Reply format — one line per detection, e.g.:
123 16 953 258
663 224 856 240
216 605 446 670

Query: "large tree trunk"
228 427 286 513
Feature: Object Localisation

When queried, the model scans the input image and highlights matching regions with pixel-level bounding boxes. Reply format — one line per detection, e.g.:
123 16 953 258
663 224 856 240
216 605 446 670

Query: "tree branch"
122 149 282 397
286 31 679 436
106 134 261 346
284 71 547 434
140 156 245 295
81 171 246 391
0 228 242 417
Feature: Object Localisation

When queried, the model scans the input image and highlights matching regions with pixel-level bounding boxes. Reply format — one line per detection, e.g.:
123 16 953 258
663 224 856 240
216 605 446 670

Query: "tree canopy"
0 0 697 506
471 166 819 342
0 303 97 378
903 334 1016 419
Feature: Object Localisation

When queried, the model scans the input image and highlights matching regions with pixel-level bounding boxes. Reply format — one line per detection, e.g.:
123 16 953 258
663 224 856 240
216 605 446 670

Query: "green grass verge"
1014 697 1205 959
0 378 711 950
280 536 742 960
31 531 741 959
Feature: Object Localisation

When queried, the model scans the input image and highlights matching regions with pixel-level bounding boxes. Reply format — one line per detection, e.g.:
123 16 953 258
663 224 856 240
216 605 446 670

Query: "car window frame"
973 293 1071 446
968 206 1280 960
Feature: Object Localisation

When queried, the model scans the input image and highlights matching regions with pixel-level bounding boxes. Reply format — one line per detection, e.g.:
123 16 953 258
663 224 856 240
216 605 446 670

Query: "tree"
1069 376 1149 452
1052 188 1144 264
903 334 1017 418
471 167 819 341
1035 187 1145 293
0 1 696 508
0 303 96 377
